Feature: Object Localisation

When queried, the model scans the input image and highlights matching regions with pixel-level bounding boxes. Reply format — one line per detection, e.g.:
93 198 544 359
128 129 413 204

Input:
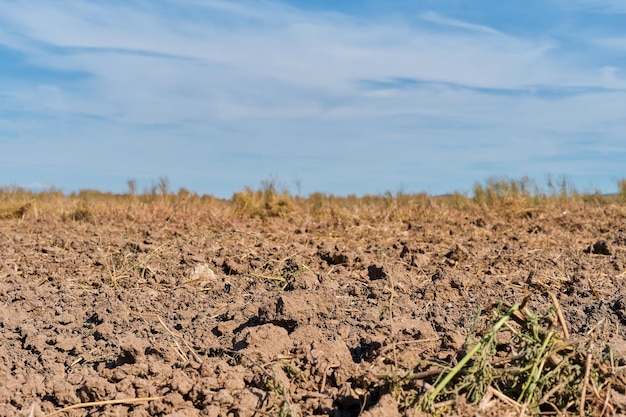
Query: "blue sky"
1 0 625 198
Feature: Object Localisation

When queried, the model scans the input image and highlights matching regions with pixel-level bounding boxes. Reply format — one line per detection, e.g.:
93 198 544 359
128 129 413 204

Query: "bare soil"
2 199 626 416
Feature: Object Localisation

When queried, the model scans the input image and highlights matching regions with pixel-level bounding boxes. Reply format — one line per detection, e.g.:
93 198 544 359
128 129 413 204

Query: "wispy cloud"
1 0 617 120
0 0 624 196
594 37 626 51
555 0 626 13
418 11 503 35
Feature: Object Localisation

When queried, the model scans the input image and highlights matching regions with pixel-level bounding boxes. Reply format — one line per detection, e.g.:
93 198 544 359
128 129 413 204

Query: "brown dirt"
2 197 626 416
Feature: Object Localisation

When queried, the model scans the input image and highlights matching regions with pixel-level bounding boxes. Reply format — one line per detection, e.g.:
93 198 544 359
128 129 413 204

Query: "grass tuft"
232 179 295 218
381 296 620 416
619 178 626 202
0 175 624 224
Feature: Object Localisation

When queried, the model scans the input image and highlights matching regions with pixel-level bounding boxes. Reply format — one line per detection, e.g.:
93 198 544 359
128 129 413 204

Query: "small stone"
189 264 217 282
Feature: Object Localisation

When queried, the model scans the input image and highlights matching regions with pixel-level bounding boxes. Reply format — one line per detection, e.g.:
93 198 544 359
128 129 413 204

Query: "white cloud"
1 0 618 127
418 11 503 35
0 0 625 195
594 37 626 51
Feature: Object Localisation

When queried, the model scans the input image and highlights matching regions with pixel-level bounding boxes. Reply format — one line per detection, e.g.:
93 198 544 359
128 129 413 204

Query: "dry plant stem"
370 366 445 381
249 273 286 282
485 387 520 411
359 393 369 415
550 292 570 340
156 315 203 363
169 340 188 362
43 396 165 417
580 350 592 417
533 380 568 408
387 272 397 368
377 338 439 355
600 383 612 417
320 362 340 393
428 302 521 402
519 402 528 417
162 194 191 225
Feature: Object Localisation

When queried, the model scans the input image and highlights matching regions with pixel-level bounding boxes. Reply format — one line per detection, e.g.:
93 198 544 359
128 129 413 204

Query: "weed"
283 363 307 383
380 297 620 416
232 178 295 218
619 178 626 202
0 202 32 219
62 205 93 222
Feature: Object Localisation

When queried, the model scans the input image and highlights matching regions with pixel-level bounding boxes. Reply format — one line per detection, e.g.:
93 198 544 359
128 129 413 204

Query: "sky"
1 0 625 198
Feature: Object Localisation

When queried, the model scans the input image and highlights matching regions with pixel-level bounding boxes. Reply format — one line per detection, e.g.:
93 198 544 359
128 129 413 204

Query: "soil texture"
2 199 626 416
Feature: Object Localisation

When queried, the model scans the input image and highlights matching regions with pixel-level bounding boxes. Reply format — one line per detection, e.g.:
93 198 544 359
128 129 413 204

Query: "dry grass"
3 176 626 416
1 176 623 225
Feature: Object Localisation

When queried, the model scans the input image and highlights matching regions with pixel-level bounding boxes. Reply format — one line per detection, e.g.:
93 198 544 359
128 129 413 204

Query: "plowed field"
2 193 626 416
